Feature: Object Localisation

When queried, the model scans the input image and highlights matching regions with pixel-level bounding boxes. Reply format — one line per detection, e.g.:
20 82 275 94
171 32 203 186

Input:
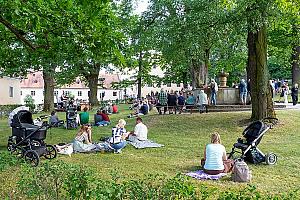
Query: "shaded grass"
0 104 300 196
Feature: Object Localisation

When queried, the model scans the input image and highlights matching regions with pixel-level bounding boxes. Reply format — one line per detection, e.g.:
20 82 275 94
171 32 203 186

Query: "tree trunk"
247 25 276 120
137 52 143 99
203 49 210 85
292 46 300 85
43 69 55 112
86 67 100 108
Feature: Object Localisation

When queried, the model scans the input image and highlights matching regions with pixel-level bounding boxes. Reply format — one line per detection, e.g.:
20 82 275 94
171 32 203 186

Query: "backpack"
232 159 252 182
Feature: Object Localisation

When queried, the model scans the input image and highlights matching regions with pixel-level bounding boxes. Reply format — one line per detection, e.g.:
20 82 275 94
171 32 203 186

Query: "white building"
20 72 123 105
121 66 188 97
0 76 21 105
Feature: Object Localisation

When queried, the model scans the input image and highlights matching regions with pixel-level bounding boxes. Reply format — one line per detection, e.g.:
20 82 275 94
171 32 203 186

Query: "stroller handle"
262 117 278 128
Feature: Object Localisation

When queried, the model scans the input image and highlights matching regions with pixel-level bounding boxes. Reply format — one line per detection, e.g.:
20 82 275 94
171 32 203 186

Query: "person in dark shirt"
167 90 177 114
291 83 299 106
177 92 185 114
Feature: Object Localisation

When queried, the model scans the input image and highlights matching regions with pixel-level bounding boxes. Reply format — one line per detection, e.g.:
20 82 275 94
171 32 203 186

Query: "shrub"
24 95 35 111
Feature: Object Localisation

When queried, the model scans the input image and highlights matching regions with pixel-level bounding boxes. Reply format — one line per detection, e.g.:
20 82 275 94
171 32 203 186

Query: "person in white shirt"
197 90 208 113
128 117 148 141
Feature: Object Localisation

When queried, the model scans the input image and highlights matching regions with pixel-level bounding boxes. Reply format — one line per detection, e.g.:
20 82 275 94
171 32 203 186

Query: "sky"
134 0 149 15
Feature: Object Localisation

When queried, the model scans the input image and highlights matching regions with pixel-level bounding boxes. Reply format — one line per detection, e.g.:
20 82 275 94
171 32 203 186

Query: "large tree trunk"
247 25 275 120
86 70 99 107
43 69 55 112
203 48 210 85
292 46 300 85
137 52 143 99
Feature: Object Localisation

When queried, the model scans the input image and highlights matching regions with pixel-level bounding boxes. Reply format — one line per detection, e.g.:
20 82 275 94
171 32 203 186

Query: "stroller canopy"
10 109 34 127
243 121 268 145
8 106 30 126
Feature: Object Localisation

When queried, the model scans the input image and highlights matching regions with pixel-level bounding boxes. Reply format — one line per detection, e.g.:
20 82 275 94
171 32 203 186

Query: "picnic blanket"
186 170 227 180
56 141 113 156
127 136 164 149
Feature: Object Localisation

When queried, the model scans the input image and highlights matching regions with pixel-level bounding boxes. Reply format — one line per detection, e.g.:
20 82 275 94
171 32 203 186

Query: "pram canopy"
10 109 34 127
243 121 268 145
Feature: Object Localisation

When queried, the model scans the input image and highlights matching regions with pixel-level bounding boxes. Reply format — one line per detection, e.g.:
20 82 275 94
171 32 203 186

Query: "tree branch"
0 16 50 50
0 16 36 50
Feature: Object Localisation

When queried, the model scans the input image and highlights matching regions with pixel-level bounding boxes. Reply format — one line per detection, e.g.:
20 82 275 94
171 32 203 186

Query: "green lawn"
0 104 299 196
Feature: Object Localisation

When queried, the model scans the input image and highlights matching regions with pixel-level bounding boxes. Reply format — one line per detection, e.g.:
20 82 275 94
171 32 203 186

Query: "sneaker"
114 149 122 154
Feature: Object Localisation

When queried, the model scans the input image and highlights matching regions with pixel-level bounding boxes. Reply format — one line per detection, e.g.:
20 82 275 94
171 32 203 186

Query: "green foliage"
0 152 22 172
23 95 35 111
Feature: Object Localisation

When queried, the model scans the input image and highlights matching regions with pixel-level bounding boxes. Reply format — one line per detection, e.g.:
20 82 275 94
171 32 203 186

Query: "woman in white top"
201 132 233 175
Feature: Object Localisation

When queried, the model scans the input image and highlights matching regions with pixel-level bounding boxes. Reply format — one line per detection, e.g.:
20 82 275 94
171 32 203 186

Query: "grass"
0 104 300 196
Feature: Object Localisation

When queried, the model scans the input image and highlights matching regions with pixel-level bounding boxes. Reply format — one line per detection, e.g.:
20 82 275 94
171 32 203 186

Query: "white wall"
21 87 123 105
0 77 21 105
21 88 44 105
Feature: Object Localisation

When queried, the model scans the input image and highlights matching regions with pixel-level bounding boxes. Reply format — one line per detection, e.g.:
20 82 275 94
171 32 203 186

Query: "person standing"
197 90 208 113
239 79 248 105
177 92 185 114
210 79 218 105
157 88 168 115
167 90 177 114
283 83 289 104
291 83 299 106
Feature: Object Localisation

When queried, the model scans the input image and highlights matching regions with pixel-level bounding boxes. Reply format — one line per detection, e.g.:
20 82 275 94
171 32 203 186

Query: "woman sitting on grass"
73 124 96 152
109 119 128 154
201 132 233 175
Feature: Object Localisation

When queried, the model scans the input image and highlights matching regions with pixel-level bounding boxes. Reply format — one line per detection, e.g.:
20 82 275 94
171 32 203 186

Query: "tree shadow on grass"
237 118 252 127
0 145 8 151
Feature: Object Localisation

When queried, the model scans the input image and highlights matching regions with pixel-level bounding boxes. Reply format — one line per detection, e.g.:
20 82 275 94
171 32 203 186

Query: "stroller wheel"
44 145 57 159
24 150 40 167
265 153 277 165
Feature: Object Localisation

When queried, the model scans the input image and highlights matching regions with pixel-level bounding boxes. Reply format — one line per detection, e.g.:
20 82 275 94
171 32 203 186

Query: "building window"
20 91 22 96
65 91 70 96
113 92 117 96
78 91 82 96
54 91 58 96
9 87 13 97
177 83 181 87
167 83 171 87
31 91 35 96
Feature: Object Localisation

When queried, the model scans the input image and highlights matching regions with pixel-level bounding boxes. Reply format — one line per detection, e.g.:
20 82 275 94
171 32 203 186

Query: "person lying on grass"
201 132 233 175
109 119 128 154
127 117 148 141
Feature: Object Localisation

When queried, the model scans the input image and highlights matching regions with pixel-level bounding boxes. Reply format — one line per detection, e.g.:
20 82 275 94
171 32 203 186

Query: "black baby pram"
66 107 78 129
228 118 278 165
7 109 57 167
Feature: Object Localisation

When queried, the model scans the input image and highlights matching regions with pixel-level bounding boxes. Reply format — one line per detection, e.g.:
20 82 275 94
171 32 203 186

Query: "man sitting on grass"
49 110 64 127
79 107 89 125
128 117 148 141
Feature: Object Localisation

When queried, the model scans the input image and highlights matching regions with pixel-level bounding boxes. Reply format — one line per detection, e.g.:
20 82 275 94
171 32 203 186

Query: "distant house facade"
121 67 189 98
20 72 123 105
0 77 21 105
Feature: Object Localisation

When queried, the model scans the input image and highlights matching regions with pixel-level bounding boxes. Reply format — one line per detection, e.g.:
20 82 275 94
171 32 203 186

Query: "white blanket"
127 136 164 149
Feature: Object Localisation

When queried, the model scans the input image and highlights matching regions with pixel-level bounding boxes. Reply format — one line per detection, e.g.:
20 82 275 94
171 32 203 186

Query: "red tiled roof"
20 71 44 88
20 71 120 89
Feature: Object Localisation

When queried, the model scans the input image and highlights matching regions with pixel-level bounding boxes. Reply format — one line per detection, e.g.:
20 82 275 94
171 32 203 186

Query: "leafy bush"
0 152 23 172
0 158 296 199
24 95 35 111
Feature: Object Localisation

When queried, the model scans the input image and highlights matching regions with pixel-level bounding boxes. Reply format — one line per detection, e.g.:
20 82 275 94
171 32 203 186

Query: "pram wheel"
24 150 40 167
44 145 57 159
265 153 277 165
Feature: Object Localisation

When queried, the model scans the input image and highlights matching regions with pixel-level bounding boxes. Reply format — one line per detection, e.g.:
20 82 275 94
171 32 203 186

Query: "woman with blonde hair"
201 132 233 175
109 119 128 154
